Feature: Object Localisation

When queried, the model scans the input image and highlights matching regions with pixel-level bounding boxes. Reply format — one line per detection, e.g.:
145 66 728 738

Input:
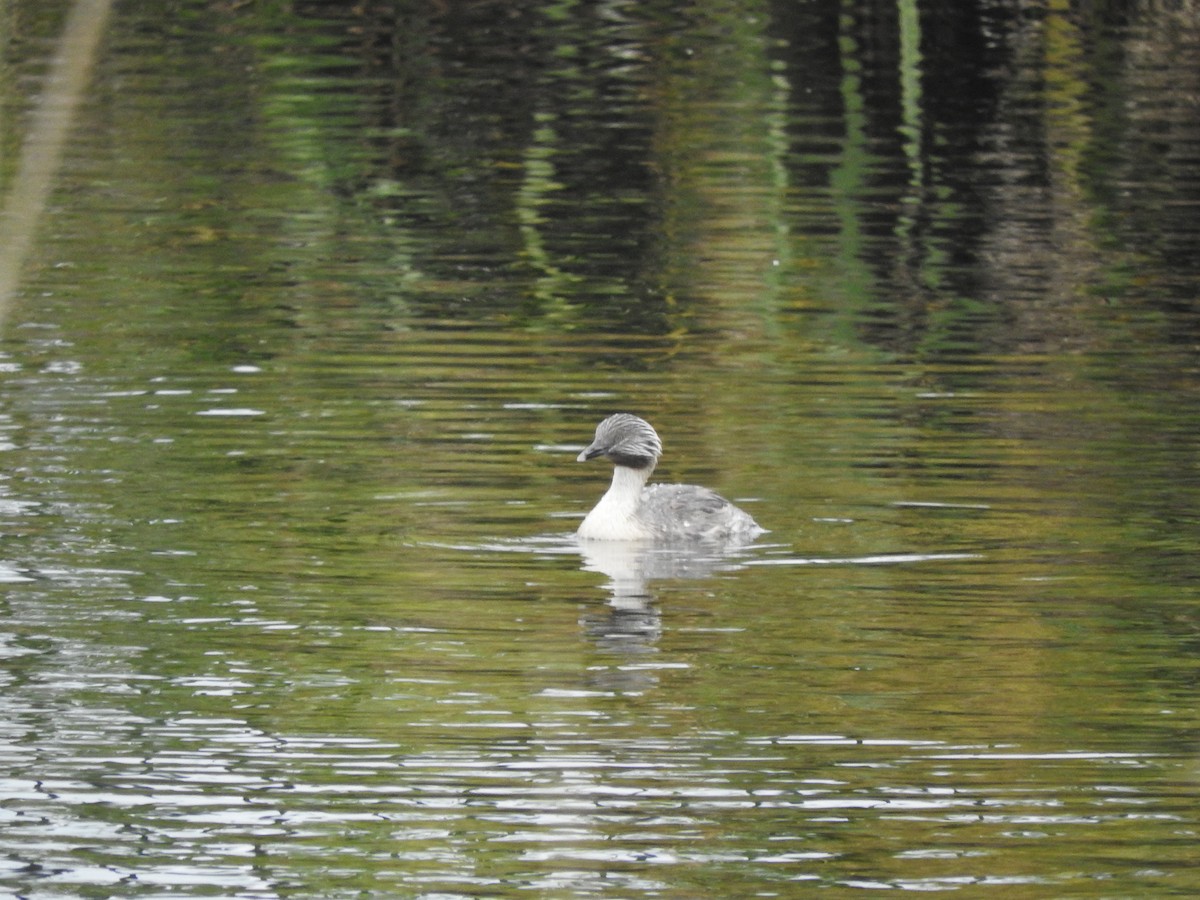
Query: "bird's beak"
577 443 602 462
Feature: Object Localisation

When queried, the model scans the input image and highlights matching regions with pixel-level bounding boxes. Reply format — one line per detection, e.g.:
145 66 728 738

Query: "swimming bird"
576 413 764 542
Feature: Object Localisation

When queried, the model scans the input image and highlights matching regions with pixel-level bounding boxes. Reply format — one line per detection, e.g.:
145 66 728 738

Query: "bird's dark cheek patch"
606 450 656 469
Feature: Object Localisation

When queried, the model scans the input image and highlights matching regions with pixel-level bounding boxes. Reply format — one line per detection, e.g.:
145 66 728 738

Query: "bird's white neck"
577 465 654 540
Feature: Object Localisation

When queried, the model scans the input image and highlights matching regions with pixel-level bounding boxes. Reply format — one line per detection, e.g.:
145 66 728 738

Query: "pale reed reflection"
0 0 114 321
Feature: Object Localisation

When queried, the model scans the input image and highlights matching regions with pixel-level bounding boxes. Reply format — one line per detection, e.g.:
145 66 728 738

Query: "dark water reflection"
2 0 1199 896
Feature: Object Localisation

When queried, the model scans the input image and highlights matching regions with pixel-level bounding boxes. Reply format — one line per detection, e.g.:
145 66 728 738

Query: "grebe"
576 413 764 542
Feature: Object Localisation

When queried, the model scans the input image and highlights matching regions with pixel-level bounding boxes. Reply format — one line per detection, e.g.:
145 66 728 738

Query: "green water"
1 0 1198 896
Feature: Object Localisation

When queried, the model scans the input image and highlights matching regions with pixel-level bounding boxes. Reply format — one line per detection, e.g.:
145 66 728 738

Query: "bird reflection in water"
575 537 758 692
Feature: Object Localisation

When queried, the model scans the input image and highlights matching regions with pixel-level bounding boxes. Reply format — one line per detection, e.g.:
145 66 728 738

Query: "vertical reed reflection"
0 0 113 320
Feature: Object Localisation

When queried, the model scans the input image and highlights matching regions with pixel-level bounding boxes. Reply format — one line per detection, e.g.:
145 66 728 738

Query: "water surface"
1 0 1198 896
